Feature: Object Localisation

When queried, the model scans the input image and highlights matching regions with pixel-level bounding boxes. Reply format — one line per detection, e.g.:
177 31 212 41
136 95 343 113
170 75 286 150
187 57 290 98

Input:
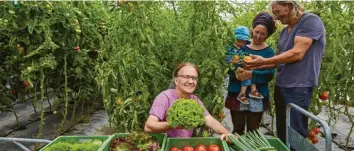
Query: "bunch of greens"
167 99 205 130
229 129 275 151
43 139 103 151
127 131 160 151
110 131 161 151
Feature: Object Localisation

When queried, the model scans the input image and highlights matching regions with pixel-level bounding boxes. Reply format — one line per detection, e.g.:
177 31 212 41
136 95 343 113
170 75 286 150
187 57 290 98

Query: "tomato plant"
0 1 109 139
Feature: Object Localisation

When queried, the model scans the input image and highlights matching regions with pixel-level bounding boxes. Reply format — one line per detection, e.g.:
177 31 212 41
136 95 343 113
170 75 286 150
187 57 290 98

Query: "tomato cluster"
170 144 221 151
307 127 320 144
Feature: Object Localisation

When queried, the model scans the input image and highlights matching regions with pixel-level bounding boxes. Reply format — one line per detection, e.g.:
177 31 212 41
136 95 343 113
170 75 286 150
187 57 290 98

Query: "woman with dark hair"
225 12 277 135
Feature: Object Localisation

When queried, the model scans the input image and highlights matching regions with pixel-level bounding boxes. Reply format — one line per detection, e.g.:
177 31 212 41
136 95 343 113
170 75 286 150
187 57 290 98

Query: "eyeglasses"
177 75 198 81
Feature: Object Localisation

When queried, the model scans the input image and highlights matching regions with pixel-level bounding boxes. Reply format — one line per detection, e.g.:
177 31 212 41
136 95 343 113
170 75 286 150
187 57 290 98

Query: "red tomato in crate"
195 144 208 151
208 144 221 151
182 146 194 151
170 147 179 151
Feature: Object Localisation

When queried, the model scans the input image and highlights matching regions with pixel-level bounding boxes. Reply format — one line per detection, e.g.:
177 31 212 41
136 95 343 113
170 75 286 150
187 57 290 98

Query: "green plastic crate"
39 135 110 151
267 138 289 151
229 137 289 151
165 137 230 151
101 133 167 151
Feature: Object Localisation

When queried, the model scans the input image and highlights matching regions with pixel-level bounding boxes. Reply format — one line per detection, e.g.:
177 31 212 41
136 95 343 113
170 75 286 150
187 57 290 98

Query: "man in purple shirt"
244 1 326 146
144 62 231 140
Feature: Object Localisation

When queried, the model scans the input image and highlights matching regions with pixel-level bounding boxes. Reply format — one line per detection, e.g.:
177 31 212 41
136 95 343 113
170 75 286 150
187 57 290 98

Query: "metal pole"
286 104 290 148
0 137 51 151
12 141 31 151
286 103 332 151
0 137 51 143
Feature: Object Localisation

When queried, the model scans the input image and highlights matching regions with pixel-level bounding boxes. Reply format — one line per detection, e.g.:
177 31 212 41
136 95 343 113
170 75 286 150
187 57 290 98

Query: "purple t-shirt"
276 12 326 87
149 89 210 138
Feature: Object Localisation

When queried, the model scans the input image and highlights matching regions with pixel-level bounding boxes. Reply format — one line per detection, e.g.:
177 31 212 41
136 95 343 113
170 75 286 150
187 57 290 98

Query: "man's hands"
243 54 268 69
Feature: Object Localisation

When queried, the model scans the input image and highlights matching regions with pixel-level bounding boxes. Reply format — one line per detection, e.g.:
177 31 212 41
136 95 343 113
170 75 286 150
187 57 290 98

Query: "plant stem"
46 88 51 111
81 98 85 115
70 92 77 123
37 69 45 138
346 122 354 148
12 105 19 127
58 53 69 133
30 87 37 118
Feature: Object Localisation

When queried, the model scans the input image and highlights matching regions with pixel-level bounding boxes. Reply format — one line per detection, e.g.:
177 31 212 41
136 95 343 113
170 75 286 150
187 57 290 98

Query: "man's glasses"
177 75 198 81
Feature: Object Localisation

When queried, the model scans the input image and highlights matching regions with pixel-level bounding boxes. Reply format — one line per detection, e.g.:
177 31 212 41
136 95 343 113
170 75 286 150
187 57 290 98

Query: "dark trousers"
274 86 313 144
230 110 263 135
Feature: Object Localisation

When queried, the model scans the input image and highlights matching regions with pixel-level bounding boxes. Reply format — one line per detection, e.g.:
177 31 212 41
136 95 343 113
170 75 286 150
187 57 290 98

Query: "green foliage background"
0 1 353 148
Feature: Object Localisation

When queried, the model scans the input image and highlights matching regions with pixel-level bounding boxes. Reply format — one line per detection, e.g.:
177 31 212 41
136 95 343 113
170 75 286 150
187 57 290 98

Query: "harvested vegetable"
229 129 275 151
167 98 205 130
109 131 161 151
43 139 103 151
170 144 222 151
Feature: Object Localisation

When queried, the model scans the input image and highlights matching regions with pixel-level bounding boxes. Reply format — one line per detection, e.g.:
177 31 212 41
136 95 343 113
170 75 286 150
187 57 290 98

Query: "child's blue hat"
234 26 251 44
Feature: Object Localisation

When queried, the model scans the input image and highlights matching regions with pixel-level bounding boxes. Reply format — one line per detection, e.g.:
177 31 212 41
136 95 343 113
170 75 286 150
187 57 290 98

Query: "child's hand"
236 67 252 81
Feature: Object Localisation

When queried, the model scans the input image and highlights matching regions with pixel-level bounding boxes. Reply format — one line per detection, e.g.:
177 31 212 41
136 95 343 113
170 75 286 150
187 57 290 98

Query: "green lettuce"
167 98 205 130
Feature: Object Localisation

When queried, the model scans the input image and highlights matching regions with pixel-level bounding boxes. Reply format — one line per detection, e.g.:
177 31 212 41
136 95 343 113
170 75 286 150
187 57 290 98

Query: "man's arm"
251 64 277 69
265 36 313 65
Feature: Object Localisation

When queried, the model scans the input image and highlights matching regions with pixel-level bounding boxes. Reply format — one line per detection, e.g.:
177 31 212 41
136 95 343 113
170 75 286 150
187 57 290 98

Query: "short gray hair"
270 1 305 19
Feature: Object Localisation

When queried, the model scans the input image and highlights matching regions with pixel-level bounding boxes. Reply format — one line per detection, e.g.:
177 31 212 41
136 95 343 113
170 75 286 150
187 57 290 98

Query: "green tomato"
110 88 118 93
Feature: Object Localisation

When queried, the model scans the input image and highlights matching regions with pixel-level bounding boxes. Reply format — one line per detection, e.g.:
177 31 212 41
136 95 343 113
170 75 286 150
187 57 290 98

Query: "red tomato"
208 144 221 151
195 144 207 151
182 146 194 151
319 91 329 100
312 127 320 135
311 137 318 144
11 90 17 95
75 46 80 52
23 81 29 87
118 0 124 6
308 131 315 138
170 147 179 151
